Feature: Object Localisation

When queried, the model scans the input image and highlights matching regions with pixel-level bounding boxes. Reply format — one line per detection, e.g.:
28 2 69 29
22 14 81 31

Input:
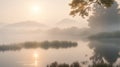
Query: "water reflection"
0 39 120 67
88 39 120 66
23 50 39 67
46 39 120 67
0 41 78 52
33 51 39 67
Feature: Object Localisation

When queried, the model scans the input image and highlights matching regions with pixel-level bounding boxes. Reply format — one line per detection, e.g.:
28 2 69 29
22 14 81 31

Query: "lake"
0 38 120 67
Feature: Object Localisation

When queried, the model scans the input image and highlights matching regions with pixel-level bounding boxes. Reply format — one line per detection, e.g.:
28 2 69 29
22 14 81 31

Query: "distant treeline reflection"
0 41 77 52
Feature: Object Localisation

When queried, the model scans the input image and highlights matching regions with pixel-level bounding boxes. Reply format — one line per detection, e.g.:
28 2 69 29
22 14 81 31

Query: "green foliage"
69 0 114 18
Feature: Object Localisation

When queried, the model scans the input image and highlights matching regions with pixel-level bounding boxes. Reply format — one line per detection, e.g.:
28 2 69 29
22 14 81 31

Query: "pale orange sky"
0 0 119 27
0 0 87 24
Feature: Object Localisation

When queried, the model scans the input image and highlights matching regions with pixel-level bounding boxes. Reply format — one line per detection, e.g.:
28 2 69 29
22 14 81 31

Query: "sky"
0 0 87 25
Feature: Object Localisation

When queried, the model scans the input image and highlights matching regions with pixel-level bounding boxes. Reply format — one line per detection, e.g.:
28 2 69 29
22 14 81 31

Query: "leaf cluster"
69 0 114 18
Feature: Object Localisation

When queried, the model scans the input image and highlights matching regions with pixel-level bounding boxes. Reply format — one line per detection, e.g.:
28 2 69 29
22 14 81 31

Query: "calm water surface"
0 39 120 67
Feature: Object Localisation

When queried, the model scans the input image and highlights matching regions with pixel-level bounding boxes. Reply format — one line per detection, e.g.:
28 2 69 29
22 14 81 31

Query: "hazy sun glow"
31 5 41 14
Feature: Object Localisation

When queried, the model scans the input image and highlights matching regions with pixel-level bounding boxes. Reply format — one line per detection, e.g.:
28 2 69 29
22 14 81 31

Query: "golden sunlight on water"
23 50 40 67
33 51 39 67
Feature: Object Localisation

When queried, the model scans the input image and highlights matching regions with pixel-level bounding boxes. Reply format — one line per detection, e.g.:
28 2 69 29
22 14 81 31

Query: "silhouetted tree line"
47 62 81 67
89 31 120 39
0 41 77 52
47 61 120 67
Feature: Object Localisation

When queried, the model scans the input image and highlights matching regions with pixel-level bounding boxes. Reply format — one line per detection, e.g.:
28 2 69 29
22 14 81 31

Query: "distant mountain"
56 18 86 28
57 18 77 24
1 21 47 31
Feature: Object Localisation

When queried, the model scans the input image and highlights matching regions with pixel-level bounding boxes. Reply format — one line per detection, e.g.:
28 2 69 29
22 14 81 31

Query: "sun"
31 5 41 14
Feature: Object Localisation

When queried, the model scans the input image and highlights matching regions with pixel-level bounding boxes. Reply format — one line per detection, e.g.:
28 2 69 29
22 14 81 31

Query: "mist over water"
1 2 120 43
0 1 120 67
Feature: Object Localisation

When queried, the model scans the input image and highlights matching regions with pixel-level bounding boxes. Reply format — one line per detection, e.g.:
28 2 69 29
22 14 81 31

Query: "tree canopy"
69 0 115 18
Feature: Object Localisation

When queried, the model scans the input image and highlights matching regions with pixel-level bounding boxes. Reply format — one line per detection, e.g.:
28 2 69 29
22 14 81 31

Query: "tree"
88 1 120 32
69 0 115 18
